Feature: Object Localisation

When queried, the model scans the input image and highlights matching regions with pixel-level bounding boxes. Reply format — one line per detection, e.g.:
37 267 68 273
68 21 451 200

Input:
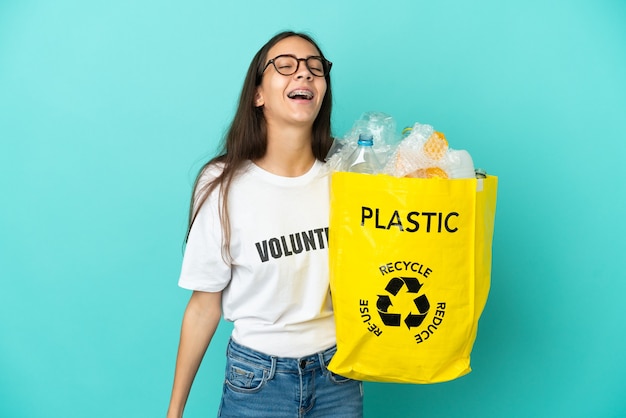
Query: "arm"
167 290 222 418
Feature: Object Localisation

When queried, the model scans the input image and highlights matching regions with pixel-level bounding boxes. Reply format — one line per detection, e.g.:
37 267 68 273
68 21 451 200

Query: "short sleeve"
178 167 232 291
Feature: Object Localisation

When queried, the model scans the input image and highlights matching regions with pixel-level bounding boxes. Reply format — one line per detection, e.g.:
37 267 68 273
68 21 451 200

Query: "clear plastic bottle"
345 133 381 174
446 149 476 179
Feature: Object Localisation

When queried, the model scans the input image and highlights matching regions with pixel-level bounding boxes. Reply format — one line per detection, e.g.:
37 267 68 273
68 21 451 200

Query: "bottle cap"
357 133 374 146
474 168 487 178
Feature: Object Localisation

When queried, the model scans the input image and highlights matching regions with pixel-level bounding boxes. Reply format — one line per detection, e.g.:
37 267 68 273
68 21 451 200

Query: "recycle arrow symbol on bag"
377 277 430 329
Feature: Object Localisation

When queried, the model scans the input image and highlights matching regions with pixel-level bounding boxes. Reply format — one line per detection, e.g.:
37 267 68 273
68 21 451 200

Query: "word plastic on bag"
361 207 460 233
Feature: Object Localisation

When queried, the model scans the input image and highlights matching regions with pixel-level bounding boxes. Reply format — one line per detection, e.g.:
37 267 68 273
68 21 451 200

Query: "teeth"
288 89 313 99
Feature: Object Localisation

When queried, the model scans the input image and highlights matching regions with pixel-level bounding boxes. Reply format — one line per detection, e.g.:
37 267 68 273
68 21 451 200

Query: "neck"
254 124 316 177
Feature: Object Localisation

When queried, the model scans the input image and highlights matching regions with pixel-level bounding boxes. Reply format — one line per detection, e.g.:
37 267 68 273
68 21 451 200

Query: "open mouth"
287 89 314 100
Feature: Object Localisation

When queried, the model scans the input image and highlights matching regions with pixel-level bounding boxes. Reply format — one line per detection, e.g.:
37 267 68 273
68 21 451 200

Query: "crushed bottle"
344 133 382 174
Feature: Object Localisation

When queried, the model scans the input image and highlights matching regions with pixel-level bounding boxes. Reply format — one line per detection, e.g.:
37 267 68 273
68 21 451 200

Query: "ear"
254 89 264 107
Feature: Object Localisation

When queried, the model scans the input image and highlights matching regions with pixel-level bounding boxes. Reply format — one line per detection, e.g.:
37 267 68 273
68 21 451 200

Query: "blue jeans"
218 339 363 417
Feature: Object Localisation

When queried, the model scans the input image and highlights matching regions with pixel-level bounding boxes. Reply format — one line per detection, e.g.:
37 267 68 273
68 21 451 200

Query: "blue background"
1 1 625 417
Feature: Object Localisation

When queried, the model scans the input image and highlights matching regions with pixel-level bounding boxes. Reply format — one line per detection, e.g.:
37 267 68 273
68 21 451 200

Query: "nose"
294 59 314 80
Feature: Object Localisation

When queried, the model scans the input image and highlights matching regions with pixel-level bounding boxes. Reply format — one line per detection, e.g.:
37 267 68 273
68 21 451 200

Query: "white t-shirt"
178 160 335 357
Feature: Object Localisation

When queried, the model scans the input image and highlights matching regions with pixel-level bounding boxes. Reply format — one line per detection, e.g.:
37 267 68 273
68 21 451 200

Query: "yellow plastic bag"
328 172 498 384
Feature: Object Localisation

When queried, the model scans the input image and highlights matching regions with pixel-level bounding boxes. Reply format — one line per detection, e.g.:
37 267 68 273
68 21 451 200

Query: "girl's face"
255 36 328 130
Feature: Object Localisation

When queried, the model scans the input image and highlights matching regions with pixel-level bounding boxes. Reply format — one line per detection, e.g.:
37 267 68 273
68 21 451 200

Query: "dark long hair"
186 31 334 260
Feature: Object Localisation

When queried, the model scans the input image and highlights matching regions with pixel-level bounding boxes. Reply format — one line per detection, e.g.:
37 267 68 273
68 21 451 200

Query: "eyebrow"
272 54 322 59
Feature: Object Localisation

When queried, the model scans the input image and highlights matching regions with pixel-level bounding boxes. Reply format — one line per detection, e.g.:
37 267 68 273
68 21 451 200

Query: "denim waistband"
226 338 336 374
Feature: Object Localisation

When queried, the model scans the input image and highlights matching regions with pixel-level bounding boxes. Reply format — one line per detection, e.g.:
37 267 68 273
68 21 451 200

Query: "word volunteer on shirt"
255 227 329 263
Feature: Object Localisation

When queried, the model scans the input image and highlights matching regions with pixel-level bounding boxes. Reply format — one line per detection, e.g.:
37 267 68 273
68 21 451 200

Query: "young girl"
167 31 363 418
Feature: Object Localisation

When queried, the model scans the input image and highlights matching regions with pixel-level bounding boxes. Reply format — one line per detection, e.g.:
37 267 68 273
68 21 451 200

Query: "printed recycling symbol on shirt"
377 277 430 329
